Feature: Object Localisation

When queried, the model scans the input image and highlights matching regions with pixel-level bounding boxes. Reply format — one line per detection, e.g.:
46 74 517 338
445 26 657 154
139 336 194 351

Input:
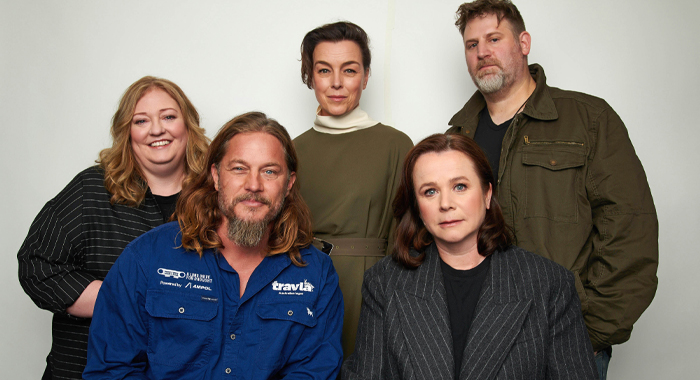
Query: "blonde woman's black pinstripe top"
18 166 169 380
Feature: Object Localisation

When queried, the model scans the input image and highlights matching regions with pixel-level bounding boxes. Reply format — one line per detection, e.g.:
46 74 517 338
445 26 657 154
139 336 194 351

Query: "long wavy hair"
97 76 210 207
392 133 512 268
176 112 313 266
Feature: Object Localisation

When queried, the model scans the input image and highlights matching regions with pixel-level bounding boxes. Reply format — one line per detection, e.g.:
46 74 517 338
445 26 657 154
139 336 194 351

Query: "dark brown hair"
455 0 526 37
97 76 210 207
176 112 313 266
392 133 512 268
300 21 371 89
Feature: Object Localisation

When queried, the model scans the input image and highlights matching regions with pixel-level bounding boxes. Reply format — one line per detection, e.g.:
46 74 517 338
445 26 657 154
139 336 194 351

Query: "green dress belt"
313 237 387 257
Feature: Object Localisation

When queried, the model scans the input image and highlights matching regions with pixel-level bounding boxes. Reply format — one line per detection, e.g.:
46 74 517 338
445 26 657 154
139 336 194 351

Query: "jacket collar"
396 245 531 380
448 64 558 134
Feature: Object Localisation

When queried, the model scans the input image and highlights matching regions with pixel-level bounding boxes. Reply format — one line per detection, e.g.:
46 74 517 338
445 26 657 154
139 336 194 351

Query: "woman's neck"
143 167 186 196
313 106 377 134
436 241 484 270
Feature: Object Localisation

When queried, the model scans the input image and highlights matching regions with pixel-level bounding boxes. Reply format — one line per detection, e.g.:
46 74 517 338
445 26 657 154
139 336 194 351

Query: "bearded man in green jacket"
447 2 658 379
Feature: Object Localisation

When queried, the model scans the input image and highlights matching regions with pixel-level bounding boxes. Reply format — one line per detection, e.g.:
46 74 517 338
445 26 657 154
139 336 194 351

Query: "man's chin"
235 215 268 224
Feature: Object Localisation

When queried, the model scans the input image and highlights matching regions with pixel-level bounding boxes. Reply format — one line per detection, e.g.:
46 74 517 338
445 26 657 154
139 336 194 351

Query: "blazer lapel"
394 244 454 380
460 251 532 380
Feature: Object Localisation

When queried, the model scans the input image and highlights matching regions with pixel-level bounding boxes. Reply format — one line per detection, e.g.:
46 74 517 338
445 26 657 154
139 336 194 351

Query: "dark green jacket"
447 64 658 351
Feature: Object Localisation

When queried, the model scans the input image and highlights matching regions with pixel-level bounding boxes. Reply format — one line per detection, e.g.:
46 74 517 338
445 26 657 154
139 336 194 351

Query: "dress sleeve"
341 266 387 380
386 134 413 255
546 269 598 379
83 244 149 379
17 172 98 314
583 107 659 350
277 256 344 380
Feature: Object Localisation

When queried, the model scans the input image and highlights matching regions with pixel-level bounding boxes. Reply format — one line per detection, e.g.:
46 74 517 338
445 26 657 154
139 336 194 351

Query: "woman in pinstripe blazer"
342 134 597 380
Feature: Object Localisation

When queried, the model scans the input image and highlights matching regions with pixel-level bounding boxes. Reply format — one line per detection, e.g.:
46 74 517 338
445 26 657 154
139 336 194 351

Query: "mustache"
476 58 501 71
234 193 271 206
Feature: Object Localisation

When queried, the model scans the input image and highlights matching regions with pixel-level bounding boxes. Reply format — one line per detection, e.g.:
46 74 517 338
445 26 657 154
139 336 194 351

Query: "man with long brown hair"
84 112 344 379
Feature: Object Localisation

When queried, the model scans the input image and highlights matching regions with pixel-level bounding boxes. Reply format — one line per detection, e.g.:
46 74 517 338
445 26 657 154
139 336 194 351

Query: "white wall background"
1 0 697 378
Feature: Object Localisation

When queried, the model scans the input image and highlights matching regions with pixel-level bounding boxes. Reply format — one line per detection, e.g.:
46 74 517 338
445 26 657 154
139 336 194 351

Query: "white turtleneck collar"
313 106 378 135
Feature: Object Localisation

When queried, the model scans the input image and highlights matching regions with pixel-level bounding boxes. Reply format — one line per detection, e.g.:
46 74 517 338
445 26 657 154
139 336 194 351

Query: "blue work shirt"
84 222 343 379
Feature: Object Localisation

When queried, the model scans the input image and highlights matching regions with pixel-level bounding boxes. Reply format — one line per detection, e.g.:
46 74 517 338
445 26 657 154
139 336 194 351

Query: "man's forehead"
464 13 513 37
223 132 286 166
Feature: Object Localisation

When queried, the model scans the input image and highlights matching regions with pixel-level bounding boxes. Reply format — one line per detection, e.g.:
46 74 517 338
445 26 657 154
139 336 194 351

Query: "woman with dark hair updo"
342 133 598 380
294 21 413 359
17 76 209 380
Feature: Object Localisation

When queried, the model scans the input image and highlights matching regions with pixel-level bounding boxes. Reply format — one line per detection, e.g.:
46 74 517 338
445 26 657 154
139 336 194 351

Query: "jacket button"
549 159 557 166
225 368 232 374
230 333 236 340
178 307 185 314
288 310 293 316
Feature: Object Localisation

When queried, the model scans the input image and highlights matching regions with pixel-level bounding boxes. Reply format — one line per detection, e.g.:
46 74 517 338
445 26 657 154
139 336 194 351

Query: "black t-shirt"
440 254 492 380
473 108 512 179
153 192 179 222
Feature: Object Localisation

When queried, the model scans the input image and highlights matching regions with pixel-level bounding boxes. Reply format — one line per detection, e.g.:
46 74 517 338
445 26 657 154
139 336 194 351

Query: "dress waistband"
313 237 387 257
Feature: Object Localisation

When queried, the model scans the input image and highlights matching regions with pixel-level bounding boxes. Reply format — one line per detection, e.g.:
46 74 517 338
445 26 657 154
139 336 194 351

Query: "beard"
471 58 508 94
473 67 505 94
219 192 285 248
469 41 525 95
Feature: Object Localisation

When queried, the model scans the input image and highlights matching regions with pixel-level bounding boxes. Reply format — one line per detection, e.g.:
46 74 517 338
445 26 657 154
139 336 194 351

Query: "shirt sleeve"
277 256 344 380
17 173 98 314
584 106 659 350
83 244 149 379
341 266 386 380
546 269 598 379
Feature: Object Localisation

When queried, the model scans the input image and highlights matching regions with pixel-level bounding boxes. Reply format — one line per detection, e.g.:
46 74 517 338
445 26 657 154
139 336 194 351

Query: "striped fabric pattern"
17 166 167 379
342 244 598 380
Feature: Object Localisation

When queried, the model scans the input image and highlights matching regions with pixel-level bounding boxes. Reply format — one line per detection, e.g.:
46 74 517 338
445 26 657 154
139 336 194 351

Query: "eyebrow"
314 60 361 67
132 108 179 116
464 30 504 43
225 159 283 169
417 176 471 189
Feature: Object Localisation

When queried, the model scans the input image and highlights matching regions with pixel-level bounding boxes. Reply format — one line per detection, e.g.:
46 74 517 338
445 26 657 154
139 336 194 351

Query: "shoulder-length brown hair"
393 133 512 268
176 112 313 266
97 76 210 207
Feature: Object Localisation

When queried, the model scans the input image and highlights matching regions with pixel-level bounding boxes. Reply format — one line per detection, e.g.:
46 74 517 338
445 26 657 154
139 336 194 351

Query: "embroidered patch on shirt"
158 268 185 279
272 280 315 295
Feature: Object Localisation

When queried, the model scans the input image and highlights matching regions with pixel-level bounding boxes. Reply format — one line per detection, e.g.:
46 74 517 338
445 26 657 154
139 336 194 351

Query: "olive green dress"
294 117 413 359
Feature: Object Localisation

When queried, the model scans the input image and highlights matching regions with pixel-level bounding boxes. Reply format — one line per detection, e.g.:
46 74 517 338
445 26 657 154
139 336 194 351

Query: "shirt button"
178 307 185 314
287 310 293 316
230 333 236 340
225 368 232 374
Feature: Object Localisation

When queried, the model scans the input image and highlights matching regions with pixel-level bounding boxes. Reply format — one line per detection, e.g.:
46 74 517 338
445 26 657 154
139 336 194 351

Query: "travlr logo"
272 280 315 292
158 268 185 279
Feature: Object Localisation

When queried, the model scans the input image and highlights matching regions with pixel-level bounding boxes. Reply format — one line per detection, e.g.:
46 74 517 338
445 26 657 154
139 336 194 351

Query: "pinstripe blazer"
341 244 598 380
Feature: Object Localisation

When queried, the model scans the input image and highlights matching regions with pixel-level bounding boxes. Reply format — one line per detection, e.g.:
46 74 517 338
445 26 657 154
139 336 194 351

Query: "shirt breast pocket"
145 289 218 368
521 142 586 222
255 302 317 369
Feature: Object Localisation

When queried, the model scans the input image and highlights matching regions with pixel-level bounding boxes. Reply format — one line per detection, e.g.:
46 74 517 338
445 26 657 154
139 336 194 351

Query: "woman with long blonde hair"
17 76 209 380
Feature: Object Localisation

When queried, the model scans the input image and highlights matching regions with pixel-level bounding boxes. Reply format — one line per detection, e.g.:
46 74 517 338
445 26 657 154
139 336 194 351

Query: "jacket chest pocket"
255 302 317 369
145 289 218 368
521 141 586 222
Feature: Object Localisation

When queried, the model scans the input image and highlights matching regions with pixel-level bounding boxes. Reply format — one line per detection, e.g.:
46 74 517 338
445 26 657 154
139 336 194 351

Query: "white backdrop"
2 0 698 378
